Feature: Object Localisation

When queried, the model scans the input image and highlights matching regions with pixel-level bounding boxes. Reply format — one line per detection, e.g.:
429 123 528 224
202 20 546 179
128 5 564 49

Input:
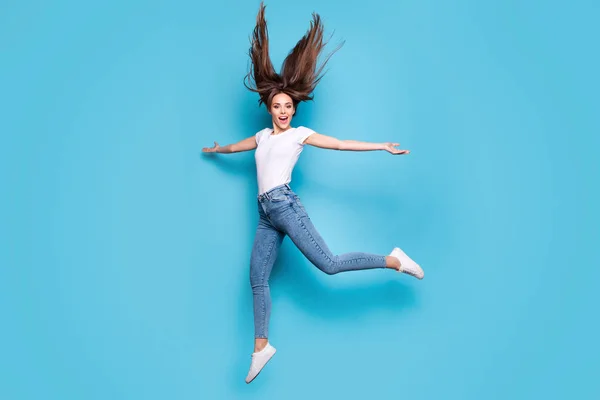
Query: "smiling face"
269 92 295 132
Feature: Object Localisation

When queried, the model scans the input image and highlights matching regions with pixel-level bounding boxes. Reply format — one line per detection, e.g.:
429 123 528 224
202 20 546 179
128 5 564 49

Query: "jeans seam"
291 203 336 268
253 227 278 338
290 202 384 270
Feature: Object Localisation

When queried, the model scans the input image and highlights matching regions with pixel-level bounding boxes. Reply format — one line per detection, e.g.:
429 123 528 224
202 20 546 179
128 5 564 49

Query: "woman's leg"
280 196 388 275
249 210 285 351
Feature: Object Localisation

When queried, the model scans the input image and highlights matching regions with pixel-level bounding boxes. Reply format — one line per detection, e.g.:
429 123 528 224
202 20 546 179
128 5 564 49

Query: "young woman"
202 2 424 384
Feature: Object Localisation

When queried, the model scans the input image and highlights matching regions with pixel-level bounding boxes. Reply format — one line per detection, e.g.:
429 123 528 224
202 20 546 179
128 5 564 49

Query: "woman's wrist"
217 145 233 154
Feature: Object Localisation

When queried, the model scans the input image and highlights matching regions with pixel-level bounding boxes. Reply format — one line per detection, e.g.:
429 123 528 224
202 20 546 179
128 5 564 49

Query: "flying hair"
243 1 344 110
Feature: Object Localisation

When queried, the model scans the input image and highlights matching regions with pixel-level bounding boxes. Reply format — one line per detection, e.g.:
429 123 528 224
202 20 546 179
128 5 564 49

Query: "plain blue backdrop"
1 0 599 399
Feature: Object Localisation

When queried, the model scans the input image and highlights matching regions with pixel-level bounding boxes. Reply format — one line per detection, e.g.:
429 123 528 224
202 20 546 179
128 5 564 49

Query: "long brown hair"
243 2 343 109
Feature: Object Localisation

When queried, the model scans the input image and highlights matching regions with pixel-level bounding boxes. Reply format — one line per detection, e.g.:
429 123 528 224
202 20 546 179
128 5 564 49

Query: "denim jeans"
250 183 387 338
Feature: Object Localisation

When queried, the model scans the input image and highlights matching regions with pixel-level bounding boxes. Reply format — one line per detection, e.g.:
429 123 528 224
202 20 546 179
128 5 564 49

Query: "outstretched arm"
202 135 257 154
304 133 410 155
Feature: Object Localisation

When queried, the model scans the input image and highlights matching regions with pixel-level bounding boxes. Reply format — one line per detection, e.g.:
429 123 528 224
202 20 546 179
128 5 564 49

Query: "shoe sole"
401 268 424 280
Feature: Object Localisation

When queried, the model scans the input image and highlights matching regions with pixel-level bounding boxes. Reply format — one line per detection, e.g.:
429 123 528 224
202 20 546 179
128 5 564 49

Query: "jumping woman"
202 2 424 383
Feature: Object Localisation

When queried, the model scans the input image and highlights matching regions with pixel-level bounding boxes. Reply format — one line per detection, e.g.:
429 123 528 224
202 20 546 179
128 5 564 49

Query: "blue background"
1 0 599 399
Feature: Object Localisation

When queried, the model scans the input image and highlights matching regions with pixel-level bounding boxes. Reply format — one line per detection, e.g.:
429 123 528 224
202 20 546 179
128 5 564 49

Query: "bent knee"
316 256 341 275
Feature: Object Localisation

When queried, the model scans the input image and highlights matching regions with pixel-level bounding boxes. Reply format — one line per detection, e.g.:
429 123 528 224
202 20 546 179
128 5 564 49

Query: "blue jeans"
250 184 387 338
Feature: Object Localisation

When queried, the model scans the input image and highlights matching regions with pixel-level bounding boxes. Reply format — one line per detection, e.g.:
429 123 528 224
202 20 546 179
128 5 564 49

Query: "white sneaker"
245 343 276 384
389 247 424 279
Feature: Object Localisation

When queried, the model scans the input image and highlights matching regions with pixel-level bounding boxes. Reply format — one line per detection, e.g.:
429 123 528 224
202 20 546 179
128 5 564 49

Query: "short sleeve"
297 126 315 145
255 128 268 145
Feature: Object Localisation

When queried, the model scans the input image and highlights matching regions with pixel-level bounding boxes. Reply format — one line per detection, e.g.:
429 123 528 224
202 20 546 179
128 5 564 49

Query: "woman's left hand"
383 143 410 155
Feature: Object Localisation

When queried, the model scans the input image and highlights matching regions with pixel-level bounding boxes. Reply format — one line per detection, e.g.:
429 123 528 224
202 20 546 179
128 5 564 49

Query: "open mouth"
278 116 289 123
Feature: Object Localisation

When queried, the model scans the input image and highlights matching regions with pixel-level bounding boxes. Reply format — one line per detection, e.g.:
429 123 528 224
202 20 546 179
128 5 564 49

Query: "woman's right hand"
202 141 221 153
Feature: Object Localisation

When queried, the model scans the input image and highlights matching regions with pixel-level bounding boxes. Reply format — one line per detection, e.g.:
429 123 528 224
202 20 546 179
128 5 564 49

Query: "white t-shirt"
254 126 315 195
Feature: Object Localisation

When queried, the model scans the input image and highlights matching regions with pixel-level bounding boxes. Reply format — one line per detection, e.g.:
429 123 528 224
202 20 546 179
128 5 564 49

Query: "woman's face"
269 92 295 131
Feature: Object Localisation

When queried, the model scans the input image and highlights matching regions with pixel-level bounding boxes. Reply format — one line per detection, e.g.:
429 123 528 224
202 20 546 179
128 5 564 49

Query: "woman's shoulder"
257 127 272 135
294 126 316 145
295 126 316 134
255 127 272 144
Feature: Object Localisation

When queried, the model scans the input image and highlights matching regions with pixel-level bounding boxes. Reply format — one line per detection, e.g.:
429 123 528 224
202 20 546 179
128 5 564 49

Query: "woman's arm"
304 133 410 155
202 135 258 154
